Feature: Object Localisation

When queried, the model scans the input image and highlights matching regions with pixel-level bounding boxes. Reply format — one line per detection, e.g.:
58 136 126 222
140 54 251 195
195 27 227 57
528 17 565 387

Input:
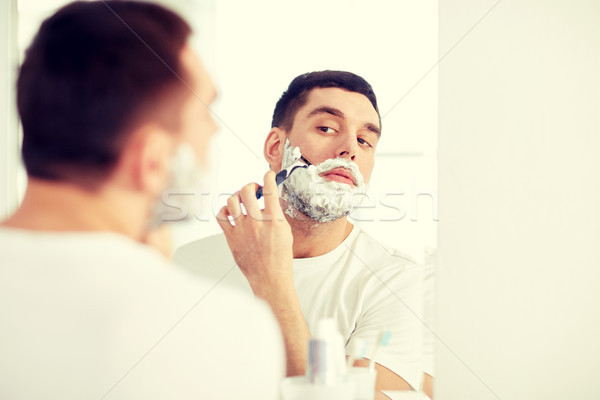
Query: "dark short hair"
271 70 380 131
17 0 192 186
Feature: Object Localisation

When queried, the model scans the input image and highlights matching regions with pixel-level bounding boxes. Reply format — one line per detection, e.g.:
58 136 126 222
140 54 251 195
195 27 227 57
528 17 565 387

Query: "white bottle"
306 318 348 385
281 319 354 400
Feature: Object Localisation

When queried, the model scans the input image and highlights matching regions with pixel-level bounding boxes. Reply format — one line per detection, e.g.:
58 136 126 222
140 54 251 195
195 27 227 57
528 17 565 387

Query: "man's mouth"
319 167 357 186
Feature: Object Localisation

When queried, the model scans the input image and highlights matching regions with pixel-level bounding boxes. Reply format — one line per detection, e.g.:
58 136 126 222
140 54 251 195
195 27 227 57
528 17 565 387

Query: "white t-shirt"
0 228 285 400
175 226 424 390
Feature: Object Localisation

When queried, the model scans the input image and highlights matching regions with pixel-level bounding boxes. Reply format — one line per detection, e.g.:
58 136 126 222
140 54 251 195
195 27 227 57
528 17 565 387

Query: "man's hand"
217 171 310 376
216 171 294 296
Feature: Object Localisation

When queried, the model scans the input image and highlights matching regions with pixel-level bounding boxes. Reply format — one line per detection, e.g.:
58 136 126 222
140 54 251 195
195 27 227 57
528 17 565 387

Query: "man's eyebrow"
306 106 345 120
365 122 381 136
306 105 381 136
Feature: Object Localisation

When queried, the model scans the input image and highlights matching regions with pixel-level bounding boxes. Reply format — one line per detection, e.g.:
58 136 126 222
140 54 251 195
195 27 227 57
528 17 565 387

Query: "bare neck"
282 200 354 259
1 178 147 240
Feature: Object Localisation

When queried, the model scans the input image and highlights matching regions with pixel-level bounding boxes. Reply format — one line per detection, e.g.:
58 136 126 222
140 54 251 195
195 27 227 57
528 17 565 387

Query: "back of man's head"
17 1 191 187
271 70 381 132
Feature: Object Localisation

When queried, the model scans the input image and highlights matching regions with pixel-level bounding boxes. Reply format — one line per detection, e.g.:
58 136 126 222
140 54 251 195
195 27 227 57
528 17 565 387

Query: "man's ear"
264 127 286 171
123 124 175 195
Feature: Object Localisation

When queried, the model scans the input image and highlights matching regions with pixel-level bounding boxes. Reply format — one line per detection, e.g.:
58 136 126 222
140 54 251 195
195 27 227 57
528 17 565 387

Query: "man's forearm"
217 173 308 375
252 282 310 376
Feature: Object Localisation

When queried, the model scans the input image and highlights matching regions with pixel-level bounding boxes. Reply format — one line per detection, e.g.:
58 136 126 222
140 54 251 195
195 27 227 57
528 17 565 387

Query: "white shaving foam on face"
290 146 301 164
281 140 303 169
281 139 368 222
285 203 297 218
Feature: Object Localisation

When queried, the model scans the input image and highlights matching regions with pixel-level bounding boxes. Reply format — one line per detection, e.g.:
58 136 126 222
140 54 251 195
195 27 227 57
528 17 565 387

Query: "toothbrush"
346 338 368 369
255 154 312 199
369 330 391 372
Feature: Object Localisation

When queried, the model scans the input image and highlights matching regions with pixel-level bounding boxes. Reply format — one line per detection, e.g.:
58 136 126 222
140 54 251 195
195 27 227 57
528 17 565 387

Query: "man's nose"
336 133 358 160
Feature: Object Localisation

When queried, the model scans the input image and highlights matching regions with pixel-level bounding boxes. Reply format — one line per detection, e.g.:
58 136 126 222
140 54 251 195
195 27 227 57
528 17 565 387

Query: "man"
0 2 285 399
176 71 426 393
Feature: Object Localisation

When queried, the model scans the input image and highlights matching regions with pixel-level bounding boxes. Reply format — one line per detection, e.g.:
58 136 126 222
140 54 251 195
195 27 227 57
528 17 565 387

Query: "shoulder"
134 251 286 400
0 229 284 398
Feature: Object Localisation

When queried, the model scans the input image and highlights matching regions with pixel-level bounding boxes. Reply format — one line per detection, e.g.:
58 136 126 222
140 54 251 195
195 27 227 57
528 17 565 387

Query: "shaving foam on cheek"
281 139 302 169
281 140 368 223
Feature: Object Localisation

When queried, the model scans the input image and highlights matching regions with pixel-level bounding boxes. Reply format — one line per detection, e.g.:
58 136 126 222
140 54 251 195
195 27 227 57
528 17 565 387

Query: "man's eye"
358 137 372 147
317 126 336 133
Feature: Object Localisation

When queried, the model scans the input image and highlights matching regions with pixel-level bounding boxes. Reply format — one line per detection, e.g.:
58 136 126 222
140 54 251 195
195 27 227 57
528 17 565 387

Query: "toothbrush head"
377 329 392 347
357 338 368 357
349 338 368 358
380 330 391 347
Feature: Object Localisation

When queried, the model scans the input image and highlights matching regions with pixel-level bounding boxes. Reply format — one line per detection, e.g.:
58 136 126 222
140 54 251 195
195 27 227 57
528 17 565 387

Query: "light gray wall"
437 1 600 398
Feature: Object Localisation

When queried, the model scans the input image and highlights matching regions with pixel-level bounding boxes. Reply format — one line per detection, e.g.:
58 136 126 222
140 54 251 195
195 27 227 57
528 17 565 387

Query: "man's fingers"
223 175 282 226
262 170 283 217
216 206 233 232
226 191 243 220
240 183 263 220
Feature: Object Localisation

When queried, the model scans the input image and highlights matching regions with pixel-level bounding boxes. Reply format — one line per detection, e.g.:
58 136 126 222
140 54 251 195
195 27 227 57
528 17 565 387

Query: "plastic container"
306 319 347 385
348 366 377 400
281 376 354 400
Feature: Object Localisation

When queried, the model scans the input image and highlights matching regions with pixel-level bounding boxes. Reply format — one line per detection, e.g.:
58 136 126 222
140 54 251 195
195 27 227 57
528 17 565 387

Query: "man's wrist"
249 275 296 303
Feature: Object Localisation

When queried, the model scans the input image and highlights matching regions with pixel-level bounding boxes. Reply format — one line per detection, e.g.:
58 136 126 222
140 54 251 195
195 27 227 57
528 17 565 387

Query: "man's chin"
282 195 351 224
